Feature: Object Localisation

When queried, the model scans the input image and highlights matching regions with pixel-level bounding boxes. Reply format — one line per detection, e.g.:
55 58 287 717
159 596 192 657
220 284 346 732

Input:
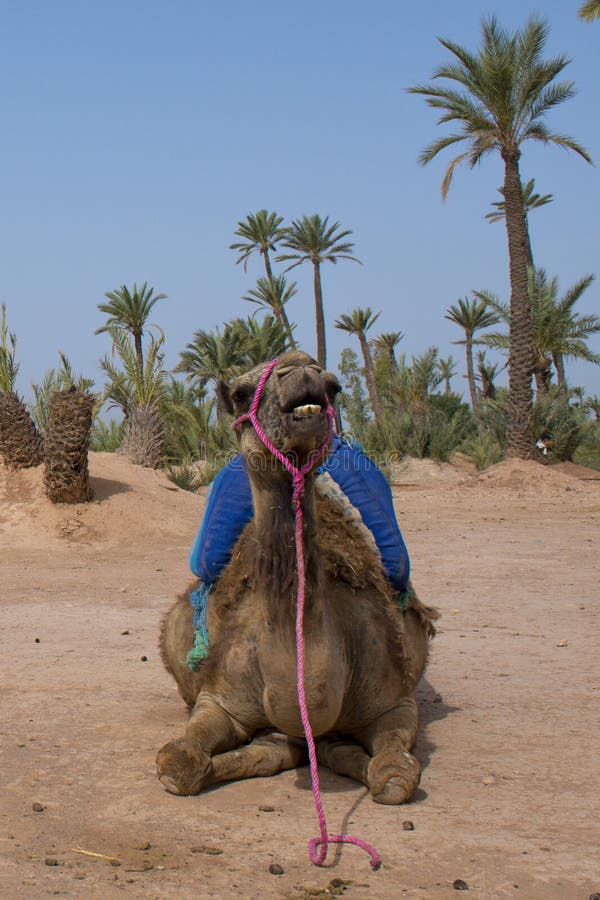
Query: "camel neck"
249 471 322 619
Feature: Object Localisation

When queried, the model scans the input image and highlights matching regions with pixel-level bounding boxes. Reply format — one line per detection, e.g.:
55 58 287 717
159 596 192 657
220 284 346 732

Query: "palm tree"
437 355 458 394
231 315 290 366
176 324 249 391
276 214 361 368
335 307 383 423
230 210 285 278
477 269 600 396
44 388 95 502
96 282 166 371
243 275 297 346
100 327 167 467
0 304 44 468
373 331 404 375
445 297 500 410
579 1 600 22
476 351 504 401
409 15 592 457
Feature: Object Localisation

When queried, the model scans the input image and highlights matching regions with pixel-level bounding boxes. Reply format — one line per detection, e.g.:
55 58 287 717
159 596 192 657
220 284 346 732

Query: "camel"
157 350 438 806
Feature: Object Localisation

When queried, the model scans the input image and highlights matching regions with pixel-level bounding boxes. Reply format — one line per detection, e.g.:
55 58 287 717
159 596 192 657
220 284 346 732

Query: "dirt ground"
1 451 599 899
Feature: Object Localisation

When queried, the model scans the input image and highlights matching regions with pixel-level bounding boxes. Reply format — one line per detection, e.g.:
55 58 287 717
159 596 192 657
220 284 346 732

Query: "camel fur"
157 350 438 804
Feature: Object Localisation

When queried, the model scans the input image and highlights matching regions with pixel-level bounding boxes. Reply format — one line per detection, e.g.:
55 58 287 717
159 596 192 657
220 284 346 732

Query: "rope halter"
231 357 381 870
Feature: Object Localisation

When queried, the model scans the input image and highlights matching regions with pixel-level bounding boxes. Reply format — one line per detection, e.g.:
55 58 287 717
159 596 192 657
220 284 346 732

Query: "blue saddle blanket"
189 435 410 592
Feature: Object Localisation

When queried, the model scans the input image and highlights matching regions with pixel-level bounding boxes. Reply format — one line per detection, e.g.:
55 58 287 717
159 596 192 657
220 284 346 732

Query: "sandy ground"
1 451 599 900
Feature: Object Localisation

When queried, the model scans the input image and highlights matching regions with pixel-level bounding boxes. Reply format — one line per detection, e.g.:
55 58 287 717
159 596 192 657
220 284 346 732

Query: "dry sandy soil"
1 451 599 899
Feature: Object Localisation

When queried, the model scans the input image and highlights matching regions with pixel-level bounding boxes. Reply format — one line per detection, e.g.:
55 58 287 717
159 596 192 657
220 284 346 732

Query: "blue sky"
1 0 598 405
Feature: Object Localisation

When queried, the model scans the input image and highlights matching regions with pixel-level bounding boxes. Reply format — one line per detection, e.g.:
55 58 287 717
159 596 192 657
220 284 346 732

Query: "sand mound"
475 458 582 492
390 456 470 485
0 451 204 551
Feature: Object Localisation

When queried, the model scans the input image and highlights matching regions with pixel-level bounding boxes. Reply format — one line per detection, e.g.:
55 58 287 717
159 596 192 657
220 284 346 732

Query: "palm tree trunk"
134 331 144 372
263 250 273 280
465 336 478 411
552 351 568 396
313 262 327 368
502 151 534 458
359 335 383 424
279 305 297 350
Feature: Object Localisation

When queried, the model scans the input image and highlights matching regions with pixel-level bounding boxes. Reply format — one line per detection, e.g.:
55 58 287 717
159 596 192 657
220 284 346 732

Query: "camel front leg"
156 693 252 795
206 732 308 787
354 697 421 805
316 735 370 788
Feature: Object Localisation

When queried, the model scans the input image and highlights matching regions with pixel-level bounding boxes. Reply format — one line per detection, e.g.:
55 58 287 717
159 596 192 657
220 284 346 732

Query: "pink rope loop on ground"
231 356 380 869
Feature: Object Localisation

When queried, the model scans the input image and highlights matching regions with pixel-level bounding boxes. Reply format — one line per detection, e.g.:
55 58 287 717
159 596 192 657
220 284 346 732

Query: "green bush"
90 418 125 452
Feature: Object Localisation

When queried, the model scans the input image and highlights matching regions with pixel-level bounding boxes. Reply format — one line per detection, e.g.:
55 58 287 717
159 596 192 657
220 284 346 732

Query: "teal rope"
187 583 211 670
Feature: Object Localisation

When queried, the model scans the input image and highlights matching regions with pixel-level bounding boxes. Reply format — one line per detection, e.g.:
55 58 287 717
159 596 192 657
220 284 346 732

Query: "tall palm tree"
335 307 382 423
276 214 361 368
579 1 600 22
373 331 404 375
243 275 297 347
96 282 166 371
437 355 458 395
477 269 600 396
445 297 500 410
409 15 592 456
230 210 285 278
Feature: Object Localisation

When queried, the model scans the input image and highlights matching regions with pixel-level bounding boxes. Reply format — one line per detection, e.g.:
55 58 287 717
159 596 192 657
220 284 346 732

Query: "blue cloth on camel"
189 435 410 592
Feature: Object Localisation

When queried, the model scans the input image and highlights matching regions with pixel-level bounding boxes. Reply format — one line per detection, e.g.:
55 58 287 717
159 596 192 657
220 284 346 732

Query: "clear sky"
1 0 598 405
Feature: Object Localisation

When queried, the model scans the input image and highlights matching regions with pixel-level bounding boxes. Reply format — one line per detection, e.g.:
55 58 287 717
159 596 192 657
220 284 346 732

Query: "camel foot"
156 739 211 796
368 746 421 805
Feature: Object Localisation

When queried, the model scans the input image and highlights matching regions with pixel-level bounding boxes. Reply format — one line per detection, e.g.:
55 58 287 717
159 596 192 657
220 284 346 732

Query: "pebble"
453 879 469 891
32 802 45 813
121 630 130 636
45 857 61 867
259 805 276 812
35 638 40 643
190 845 223 855
140 656 148 662
402 820 415 831
269 863 285 875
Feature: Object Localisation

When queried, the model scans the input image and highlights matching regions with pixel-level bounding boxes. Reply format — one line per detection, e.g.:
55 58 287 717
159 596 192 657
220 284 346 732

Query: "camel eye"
307 364 322 375
231 384 254 406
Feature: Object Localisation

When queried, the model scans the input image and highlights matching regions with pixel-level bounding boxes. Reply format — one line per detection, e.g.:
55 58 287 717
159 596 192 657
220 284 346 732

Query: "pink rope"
232 358 381 869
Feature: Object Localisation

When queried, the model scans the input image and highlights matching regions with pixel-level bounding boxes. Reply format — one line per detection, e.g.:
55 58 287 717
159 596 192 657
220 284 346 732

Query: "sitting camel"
157 350 438 807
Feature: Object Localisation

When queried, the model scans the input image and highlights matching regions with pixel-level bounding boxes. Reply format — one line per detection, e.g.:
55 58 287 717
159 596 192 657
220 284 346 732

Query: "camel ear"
216 380 234 415
323 370 342 400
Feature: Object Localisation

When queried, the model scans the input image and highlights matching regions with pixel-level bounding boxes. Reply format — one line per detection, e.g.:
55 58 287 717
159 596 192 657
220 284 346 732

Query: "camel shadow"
414 676 460 783
89 476 132 500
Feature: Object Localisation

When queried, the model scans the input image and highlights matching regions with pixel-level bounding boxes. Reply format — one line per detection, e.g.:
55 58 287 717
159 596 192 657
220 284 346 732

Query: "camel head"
219 350 341 474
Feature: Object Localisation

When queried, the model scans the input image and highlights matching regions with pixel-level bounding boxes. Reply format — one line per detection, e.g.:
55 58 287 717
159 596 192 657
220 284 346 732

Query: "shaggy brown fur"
157 351 438 804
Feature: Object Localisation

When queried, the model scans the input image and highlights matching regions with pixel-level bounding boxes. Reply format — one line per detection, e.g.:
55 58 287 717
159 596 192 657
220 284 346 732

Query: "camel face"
222 350 341 464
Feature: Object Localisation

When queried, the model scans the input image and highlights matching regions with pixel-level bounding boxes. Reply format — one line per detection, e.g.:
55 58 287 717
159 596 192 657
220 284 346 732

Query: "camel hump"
316 471 379 555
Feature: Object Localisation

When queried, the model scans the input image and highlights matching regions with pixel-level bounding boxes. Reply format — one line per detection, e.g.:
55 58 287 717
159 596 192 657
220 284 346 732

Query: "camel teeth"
292 403 322 419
